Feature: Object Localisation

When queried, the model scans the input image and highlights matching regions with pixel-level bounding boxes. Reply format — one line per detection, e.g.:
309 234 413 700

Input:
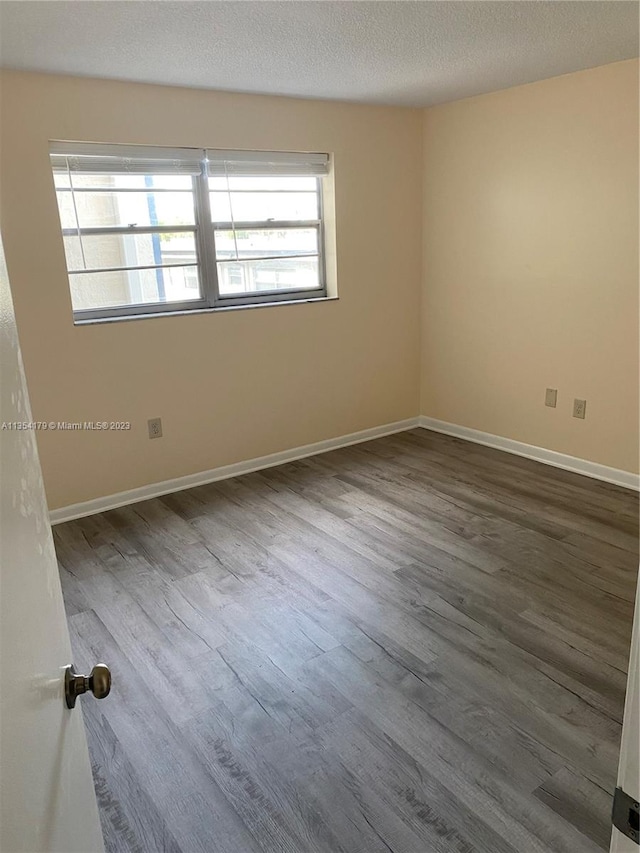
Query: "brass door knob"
64 663 111 709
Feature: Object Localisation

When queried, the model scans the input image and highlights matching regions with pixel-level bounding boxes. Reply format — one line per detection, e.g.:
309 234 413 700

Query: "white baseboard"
419 416 640 492
49 414 639 524
49 417 420 525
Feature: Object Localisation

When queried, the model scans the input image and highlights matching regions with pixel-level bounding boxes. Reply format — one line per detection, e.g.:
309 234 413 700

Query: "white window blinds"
49 142 203 175
206 150 329 177
49 143 330 177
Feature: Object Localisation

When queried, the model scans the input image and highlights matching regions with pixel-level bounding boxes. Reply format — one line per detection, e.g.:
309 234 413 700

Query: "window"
50 143 330 321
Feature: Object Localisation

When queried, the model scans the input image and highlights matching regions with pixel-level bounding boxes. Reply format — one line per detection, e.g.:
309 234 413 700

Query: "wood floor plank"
83 711 183 853
306 644 605 853
55 429 638 853
68 609 263 853
315 709 518 853
533 766 613 851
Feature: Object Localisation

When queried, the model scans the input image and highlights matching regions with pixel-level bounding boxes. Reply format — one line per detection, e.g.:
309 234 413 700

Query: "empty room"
0 2 639 852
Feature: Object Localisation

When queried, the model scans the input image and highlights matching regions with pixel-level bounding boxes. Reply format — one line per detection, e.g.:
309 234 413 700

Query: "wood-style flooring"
54 429 639 853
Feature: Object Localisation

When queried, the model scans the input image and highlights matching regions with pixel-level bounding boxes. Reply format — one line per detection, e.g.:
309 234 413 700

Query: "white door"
0 234 104 853
611 581 640 852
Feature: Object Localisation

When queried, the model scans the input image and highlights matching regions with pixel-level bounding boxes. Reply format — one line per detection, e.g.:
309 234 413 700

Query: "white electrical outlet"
573 399 587 420
148 417 163 439
545 388 558 408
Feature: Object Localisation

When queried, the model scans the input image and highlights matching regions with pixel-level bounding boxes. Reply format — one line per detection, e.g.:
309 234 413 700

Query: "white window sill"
73 295 339 326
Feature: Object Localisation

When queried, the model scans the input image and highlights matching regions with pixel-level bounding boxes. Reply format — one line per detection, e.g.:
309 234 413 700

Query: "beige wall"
0 71 423 509
421 59 639 474
1 61 638 512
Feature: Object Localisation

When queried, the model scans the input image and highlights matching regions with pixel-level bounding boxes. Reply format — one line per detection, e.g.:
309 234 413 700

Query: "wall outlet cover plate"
573 399 587 419
148 417 163 438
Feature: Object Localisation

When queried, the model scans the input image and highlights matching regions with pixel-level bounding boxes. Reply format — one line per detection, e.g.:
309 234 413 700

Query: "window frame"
50 143 330 323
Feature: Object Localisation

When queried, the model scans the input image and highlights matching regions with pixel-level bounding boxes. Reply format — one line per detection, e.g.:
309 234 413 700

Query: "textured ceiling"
0 1 638 107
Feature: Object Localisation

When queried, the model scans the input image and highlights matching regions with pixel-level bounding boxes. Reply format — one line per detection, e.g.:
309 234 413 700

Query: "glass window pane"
209 176 316 192
217 257 319 296
64 232 197 272
63 234 83 270
56 190 195 229
213 228 318 261
54 173 71 189
210 191 317 223
67 174 193 190
69 266 201 311
55 190 77 230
